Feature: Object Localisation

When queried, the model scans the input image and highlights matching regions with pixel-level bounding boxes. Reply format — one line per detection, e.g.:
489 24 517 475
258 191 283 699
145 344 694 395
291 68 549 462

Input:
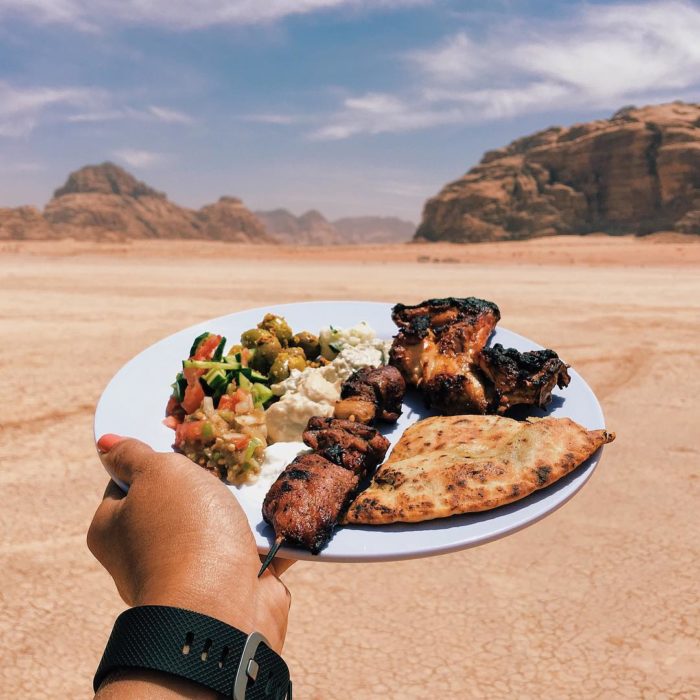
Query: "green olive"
269 348 307 383
290 331 320 360
241 329 281 372
258 313 293 345
241 328 269 348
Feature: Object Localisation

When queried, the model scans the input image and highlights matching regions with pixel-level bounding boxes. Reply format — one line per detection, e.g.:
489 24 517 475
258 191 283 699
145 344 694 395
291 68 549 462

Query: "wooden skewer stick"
258 536 284 577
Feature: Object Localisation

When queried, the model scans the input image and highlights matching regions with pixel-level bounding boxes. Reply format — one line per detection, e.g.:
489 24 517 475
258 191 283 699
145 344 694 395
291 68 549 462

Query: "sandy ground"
1 236 698 699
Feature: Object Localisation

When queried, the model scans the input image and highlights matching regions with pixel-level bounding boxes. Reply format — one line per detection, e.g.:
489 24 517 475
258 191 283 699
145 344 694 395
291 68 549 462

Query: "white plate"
94 301 609 563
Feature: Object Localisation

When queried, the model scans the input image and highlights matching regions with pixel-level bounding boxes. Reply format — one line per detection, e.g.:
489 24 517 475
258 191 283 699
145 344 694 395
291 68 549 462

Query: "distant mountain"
416 101 700 242
0 162 417 244
256 208 415 245
332 216 414 244
1 162 273 243
255 208 342 245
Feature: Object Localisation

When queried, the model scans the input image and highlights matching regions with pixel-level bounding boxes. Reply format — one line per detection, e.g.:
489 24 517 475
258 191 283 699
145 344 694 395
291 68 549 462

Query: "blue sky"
1 0 699 221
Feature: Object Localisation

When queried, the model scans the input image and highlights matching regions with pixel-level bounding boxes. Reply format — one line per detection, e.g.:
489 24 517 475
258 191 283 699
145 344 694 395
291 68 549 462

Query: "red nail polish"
97 434 124 454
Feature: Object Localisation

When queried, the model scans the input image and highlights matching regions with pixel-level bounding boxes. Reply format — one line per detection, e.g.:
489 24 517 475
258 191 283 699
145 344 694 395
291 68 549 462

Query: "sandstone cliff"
1 163 271 243
416 101 700 242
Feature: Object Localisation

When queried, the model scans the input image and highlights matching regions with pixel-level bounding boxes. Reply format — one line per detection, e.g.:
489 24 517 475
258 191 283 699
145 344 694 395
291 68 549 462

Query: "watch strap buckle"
233 631 290 699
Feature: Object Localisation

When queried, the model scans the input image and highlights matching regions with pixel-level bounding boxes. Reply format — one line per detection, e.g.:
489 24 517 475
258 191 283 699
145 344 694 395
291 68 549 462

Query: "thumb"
98 436 159 487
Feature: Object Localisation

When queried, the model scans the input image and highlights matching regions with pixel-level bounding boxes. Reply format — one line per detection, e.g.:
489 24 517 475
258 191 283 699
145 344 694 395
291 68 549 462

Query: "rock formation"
256 208 415 245
1 162 271 242
416 101 700 242
255 208 342 245
196 197 274 243
333 216 414 244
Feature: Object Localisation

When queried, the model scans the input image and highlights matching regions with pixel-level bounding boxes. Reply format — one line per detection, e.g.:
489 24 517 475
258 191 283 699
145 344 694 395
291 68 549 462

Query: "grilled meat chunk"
479 344 571 414
333 396 377 424
390 297 500 414
303 416 389 474
262 453 358 553
334 365 406 423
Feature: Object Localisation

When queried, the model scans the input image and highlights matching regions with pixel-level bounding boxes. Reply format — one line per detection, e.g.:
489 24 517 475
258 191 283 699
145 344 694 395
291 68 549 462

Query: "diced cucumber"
204 368 228 393
189 332 211 357
183 359 240 371
238 373 253 390
251 383 273 407
171 371 186 401
212 336 227 361
238 367 269 384
249 369 268 383
243 437 265 463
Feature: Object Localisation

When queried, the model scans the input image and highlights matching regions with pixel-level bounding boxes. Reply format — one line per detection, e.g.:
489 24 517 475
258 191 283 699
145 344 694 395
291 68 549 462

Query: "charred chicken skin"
390 297 501 414
262 417 390 554
479 343 570 414
389 297 569 415
334 365 406 424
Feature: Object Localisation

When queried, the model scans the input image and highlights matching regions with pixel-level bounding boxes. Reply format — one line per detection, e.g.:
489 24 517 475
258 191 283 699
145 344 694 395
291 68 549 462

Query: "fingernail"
97 434 124 454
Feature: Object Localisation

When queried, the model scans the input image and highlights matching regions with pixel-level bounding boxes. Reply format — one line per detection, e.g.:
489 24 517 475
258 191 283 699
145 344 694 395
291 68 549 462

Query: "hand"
87 436 292 654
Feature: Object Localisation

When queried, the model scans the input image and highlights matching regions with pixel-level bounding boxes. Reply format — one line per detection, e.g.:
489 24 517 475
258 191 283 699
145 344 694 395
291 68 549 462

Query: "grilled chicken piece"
334 365 406 424
262 453 358 553
390 297 501 414
303 416 389 474
479 344 571 414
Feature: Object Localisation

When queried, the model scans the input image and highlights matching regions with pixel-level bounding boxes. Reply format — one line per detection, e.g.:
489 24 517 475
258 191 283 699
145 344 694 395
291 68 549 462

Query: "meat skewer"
258 417 390 576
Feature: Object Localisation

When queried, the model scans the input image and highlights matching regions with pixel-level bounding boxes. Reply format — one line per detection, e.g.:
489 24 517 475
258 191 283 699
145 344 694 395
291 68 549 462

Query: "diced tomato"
180 366 205 414
192 334 223 361
181 381 204 414
163 415 180 430
232 388 254 414
165 395 181 417
217 394 238 412
174 420 213 447
229 433 250 450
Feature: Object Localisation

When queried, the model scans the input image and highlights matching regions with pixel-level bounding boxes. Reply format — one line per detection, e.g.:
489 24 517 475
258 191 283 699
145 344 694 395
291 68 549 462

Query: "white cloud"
242 113 303 125
0 81 100 137
113 149 166 168
66 110 125 123
147 105 194 124
0 0 426 30
0 82 195 137
66 105 194 124
311 92 464 139
314 0 700 139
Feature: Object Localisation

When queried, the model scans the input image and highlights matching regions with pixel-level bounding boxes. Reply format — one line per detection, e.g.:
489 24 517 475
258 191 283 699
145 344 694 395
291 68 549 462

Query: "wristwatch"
94 606 291 699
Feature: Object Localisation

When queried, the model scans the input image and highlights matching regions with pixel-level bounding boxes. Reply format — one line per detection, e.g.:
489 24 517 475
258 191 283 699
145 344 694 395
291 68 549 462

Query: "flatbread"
342 415 614 525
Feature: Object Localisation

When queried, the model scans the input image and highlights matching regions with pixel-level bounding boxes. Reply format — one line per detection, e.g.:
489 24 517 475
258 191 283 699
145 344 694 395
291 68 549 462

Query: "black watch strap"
94 606 291 699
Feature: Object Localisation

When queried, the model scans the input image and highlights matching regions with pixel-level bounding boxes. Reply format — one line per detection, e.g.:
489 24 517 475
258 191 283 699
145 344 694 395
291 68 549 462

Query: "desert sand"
1 236 698 699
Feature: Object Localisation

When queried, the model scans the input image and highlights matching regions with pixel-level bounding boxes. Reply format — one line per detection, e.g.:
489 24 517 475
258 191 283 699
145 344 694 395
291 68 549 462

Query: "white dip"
265 322 392 443
236 441 307 493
